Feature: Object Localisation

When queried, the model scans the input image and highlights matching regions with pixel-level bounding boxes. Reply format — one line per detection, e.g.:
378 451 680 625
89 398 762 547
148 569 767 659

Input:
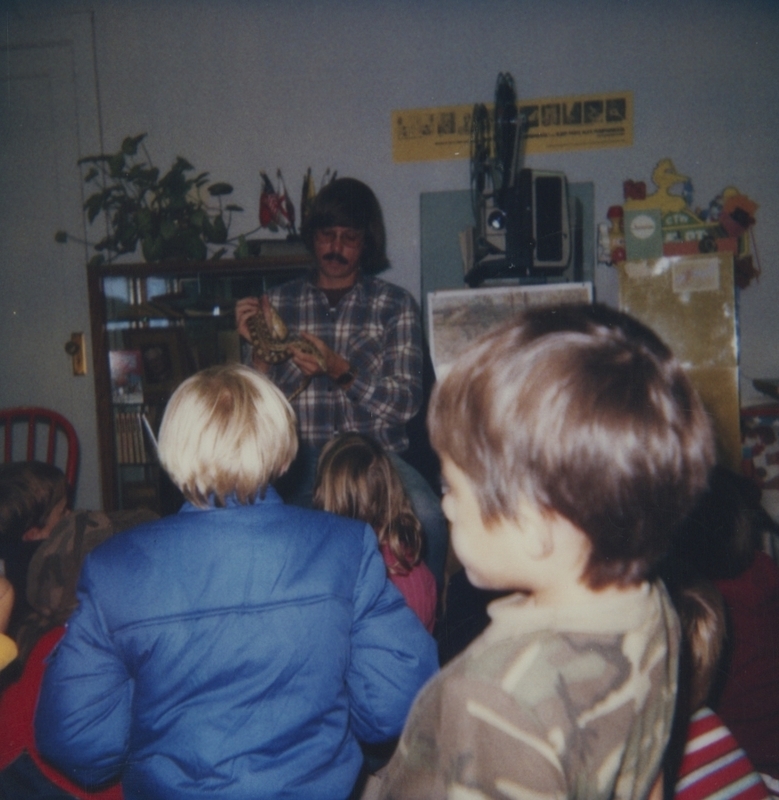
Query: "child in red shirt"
314 433 437 633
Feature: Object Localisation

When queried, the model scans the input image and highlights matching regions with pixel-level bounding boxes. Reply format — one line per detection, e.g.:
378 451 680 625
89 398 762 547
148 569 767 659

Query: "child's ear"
529 527 555 560
517 504 555 560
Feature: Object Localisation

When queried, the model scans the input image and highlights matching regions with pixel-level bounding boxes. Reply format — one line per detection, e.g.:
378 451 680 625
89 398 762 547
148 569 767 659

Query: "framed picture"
427 282 593 380
108 349 145 404
124 327 194 400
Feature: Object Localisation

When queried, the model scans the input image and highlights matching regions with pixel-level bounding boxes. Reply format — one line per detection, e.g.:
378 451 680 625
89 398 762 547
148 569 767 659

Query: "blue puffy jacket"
35 489 438 799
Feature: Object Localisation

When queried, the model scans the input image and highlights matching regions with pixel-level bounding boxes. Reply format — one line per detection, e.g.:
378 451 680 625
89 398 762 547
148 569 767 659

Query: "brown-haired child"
0 461 68 544
664 576 771 800
314 432 437 632
378 303 715 799
0 461 69 639
668 465 779 793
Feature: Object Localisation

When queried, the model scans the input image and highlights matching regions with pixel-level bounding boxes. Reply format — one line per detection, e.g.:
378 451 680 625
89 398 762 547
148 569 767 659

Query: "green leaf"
142 167 160 186
183 233 207 260
234 235 249 259
127 164 147 181
117 221 138 251
173 156 194 173
87 254 106 269
225 204 244 212
121 133 146 155
168 194 188 211
78 154 111 166
208 182 233 197
142 235 164 262
160 220 177 240
84 193 105 224
210 247 227 261
54 230 68 243
83 166 99 183
210 214 228 244
136 209 153 236
108 153 125 178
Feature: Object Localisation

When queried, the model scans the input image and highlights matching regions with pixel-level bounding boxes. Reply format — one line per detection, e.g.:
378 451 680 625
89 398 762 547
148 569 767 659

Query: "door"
0 8 102 507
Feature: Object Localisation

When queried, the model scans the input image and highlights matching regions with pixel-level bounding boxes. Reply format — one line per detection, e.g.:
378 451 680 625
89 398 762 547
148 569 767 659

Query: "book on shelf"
109 350 144 404
115 408 154 465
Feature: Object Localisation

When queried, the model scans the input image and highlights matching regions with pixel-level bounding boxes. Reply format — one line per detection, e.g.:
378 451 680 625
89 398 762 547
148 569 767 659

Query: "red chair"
0 407 80 494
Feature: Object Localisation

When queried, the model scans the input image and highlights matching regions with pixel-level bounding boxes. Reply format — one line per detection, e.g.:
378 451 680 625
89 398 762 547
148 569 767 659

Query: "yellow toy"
0 576 18 670
612 159 760 288
0 633 18 670
624 158 689 214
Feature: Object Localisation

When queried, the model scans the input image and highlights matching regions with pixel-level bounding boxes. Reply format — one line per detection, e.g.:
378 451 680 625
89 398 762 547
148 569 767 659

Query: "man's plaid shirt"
265 274 423 453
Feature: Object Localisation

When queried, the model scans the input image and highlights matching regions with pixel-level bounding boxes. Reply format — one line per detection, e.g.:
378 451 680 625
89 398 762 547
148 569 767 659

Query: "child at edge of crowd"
665 464 779 794
0 464 149 798
663 577 773 800
0 461 70 640
313 433 437 634
0 461 69 546
375 302 716 800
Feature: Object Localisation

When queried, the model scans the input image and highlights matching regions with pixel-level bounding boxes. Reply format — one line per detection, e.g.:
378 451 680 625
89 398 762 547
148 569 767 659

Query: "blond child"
35 365 437 800
314 433 437 633
379 303 715 799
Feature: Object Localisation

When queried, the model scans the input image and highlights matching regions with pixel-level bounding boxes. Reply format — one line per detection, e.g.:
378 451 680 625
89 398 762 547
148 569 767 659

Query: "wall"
3 0 778 506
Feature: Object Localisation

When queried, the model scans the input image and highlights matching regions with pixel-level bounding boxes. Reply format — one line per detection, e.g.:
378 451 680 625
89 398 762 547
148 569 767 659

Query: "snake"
246 300 326 401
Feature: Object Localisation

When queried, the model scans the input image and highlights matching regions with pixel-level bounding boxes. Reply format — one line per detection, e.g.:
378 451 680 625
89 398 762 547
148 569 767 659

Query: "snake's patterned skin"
247 301 326 401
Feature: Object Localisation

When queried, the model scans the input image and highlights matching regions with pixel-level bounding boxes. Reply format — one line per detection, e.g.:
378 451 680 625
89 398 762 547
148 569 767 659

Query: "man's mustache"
321 252 350 266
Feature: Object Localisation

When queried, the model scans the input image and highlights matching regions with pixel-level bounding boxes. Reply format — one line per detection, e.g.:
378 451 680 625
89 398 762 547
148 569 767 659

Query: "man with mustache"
236 177 448 590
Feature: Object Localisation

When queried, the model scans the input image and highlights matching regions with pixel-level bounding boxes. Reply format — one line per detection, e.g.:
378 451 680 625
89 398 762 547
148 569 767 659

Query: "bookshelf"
88 252 314 512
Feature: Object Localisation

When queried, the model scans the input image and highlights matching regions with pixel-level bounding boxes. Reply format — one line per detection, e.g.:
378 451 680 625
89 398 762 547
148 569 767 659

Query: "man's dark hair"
301 177 388 274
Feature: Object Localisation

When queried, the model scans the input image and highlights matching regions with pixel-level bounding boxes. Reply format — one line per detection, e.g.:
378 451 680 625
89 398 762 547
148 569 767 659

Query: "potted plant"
56 133 255 266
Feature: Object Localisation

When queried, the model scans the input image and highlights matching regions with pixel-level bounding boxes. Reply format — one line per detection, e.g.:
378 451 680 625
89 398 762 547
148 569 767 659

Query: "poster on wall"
392 91 632 162
427 282 593 380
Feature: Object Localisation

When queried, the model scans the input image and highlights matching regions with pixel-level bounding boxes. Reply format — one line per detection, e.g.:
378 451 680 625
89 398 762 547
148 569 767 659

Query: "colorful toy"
623 158 689 215
603 159 760 288
607 205 626 265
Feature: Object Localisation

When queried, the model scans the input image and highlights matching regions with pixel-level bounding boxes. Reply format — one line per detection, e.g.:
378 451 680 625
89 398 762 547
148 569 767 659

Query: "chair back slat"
45 414 58 465
0 407 80 494
26 410 38 461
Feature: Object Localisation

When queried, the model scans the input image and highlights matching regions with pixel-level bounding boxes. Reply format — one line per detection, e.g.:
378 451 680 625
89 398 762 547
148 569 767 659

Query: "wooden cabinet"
87 254 313 512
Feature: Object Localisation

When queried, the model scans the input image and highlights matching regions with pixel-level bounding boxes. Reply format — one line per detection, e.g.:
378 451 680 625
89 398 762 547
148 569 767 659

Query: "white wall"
5 0 779 504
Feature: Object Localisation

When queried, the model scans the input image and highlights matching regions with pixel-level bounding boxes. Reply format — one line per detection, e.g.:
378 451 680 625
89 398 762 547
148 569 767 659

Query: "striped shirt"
676 707 771 800
266 274 423 453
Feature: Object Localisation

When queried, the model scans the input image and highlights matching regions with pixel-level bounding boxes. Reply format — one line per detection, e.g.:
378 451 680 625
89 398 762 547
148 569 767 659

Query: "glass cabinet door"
89 256 312 513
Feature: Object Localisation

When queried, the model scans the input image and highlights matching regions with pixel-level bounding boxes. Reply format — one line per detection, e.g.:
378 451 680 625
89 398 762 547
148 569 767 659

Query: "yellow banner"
392 91 632 163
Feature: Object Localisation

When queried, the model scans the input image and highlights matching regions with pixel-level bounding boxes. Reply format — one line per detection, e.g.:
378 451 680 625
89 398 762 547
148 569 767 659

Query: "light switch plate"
70 332 87 375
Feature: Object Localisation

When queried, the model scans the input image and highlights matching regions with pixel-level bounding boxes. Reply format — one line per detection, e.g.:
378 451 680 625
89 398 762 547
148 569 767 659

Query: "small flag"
259 170 282 229
276 169 296 234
